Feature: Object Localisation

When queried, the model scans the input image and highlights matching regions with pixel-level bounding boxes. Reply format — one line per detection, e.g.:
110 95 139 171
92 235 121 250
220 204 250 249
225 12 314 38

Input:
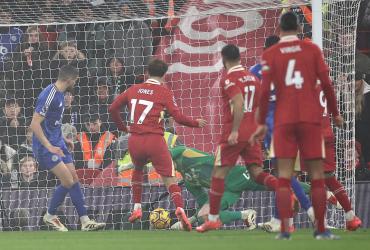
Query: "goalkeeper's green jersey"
169 146 264 192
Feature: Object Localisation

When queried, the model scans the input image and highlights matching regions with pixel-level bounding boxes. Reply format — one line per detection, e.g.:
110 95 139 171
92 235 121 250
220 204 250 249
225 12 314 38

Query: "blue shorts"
33 143 73 170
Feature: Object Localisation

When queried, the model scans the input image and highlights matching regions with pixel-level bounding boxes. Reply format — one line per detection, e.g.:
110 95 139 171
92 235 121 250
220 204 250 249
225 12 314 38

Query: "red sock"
256 172 278 190
311 179 326 233
325 176 352 212
209 177 225 215
131 169 143 204
168 184 184 208
276 177 293 233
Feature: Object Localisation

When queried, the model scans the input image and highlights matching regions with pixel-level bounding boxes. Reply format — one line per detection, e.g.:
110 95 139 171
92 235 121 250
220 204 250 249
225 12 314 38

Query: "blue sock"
291 177 311 211
69 182 88 217
48 185 69 215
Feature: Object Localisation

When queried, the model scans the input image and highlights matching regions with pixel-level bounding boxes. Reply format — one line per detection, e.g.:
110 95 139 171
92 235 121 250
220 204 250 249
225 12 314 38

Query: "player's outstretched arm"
30 113 65 157
109 92 128 132
165 91 207 128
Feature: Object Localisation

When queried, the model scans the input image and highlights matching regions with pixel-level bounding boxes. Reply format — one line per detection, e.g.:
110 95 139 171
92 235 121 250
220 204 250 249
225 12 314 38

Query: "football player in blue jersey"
30 64 106 231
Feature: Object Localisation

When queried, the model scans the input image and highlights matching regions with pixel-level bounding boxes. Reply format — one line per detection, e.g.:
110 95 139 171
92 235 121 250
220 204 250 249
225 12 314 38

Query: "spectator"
16 126 33 164
355 72 370 169
62 91 81 131
88 76 117 132
74 113 116 169
50 41 90 106
0 98 27 151
0 138 16 174
105 0 153 77
38 11 59 53
2 156 55 188
57 2 106 76
0 9 23 71
5 26 51 118
106 57 139 96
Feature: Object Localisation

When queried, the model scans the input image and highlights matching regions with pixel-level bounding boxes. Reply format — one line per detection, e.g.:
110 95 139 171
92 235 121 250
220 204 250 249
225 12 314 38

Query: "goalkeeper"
167 145 312 230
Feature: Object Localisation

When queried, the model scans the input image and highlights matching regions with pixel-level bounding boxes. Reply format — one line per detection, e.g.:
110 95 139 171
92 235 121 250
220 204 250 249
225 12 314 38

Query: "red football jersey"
220 65 260 142
319 89 335 139
109 79 198 135
258 36 339 126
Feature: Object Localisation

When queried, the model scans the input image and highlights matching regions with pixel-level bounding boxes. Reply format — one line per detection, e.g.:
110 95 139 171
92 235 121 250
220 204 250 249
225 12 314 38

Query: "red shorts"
299 137 336 172
128 133 175 177
271 123 325 160
214 141 263 167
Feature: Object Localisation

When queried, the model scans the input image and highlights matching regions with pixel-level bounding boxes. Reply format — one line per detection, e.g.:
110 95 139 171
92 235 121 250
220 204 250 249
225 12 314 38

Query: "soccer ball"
149 208 171 229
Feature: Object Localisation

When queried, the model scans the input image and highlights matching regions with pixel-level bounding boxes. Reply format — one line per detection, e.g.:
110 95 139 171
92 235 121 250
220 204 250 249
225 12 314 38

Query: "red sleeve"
223 78 242 100
164 90 199 127
108 91 129 132
314 44 329 74
315 47 339 117
257 52 273 125
318 72 339 117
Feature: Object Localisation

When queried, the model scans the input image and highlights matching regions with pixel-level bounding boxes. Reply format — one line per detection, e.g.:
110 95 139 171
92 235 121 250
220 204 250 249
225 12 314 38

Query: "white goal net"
0 0 360 231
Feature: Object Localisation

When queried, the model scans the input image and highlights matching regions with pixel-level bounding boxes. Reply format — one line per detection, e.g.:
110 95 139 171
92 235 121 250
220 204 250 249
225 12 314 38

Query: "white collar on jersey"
279 35 299 42
227 65 244 74
146 79 161 85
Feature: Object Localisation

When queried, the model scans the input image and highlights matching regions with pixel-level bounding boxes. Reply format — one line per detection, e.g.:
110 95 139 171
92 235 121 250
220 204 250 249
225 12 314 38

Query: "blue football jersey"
250 63 262 80
33 84 65 147
250 63 275 151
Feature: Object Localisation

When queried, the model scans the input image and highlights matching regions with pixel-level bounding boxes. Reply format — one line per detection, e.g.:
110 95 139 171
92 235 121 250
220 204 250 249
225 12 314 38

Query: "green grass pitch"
1 229 368 250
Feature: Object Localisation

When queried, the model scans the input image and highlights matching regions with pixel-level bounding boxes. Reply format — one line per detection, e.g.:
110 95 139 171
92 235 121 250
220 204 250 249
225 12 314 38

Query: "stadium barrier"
0 183 369 231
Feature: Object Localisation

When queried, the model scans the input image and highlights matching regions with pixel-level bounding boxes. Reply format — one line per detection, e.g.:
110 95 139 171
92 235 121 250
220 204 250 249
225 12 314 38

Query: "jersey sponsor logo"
279 45 302 54
138 89 154 95
224 79 235 90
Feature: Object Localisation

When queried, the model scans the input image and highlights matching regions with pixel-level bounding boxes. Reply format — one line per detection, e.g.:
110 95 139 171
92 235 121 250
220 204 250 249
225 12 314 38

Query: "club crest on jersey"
224 79 235 90
52 155 59 162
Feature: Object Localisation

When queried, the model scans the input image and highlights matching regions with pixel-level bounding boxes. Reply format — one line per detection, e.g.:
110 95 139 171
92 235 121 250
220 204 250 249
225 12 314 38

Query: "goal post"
0 0 360 231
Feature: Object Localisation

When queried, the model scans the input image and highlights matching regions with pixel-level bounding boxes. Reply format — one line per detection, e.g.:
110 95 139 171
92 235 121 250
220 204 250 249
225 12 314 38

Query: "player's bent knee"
161 176 177 188
212 165 230 178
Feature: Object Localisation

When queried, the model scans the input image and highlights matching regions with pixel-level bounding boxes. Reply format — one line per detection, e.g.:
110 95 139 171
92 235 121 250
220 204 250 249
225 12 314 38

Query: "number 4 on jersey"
285 59 304 89
130 99 154 124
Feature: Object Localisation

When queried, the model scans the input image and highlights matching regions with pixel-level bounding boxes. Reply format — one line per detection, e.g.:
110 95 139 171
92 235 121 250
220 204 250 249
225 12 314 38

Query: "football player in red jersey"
317 89 361 231
250 12 343 239
109 59 207 231
196 44 279 233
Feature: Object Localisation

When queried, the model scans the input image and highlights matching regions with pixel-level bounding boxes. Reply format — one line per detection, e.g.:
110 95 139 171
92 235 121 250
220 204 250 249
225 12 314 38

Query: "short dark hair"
221 44 240 62
355 72 366 81
83 113 100 123
58 64 79 81
96 76 111 87
4 98 20 107
280 12 299 32
148 59 168 77
264 35 280 49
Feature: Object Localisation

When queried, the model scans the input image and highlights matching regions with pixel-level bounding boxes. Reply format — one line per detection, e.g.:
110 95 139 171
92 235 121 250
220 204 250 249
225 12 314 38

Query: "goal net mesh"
0 0 359 231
